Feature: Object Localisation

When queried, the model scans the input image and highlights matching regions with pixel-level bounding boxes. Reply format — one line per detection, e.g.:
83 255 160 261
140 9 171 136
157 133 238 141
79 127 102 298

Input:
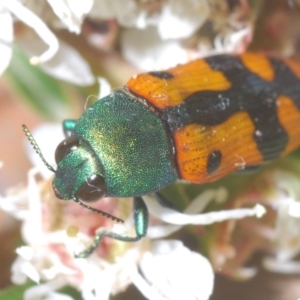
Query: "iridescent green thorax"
73 90 177 197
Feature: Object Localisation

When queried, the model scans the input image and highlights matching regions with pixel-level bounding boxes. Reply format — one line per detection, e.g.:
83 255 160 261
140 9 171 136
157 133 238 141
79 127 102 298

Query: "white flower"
261 169 300 274
0 0 254 83
145 188 265 239
115 0 252 70
207 164 300 279
0 0 95 85
158 0 210 40
47 0 93 34
121 26 194 71
138 240 214 300
90 0 209 37
117 0 211 70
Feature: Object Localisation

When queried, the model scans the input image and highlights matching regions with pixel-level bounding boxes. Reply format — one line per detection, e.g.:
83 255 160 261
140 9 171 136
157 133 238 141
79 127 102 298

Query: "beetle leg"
154 192 182 212
62 119 77 137
74 196 148 258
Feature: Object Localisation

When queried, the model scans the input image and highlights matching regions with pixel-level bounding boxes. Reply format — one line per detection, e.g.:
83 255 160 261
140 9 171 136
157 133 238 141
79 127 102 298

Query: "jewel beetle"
23 52 300 257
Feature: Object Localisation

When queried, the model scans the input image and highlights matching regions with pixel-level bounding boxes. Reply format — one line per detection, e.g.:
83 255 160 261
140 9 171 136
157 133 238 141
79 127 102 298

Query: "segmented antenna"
73 196 124 223
22 124 56 173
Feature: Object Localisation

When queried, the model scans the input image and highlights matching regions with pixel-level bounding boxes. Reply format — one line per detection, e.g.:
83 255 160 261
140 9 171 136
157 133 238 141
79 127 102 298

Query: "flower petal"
47 0 93 34
2 0 59 64
98 77 111 99
158 0 210 39
263 257 300 274
0 5 13 74
0 188 29 220
11 257 30 285
128 265 167 300
17 35 95 85
139 240 214 300
89 0 139 27
121 26 190 70
79 259 120 300
20 260 40 283
145 190 266 226
45 292 75 300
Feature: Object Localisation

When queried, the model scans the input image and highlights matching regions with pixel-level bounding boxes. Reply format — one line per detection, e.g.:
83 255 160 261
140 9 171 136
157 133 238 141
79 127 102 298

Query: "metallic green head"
52 90 177 202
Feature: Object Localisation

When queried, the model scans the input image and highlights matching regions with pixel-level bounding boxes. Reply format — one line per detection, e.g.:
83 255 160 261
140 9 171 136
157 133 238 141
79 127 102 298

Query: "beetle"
23 52 300 257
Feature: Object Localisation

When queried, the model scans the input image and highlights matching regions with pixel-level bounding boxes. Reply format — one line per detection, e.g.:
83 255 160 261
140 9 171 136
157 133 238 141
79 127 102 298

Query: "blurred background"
1 0 300 299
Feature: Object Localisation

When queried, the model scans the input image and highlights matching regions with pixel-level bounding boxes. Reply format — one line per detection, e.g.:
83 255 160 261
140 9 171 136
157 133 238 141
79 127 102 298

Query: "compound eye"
55 136 79 164
76 174 106 202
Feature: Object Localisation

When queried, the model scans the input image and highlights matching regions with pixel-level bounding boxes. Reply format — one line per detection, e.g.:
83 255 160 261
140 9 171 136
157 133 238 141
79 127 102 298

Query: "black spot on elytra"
207 150 222 174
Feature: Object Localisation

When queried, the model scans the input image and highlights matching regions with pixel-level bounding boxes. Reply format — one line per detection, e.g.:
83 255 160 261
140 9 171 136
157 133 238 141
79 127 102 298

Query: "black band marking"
149 71 174 80
162 55 300 161
207 150 222 174
269 57 300 111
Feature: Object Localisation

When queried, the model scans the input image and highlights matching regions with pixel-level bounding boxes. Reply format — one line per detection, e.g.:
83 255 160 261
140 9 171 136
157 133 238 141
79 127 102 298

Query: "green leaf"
58 286 82 299
0 283 83 300
4 47 72 120
0 282 34 300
